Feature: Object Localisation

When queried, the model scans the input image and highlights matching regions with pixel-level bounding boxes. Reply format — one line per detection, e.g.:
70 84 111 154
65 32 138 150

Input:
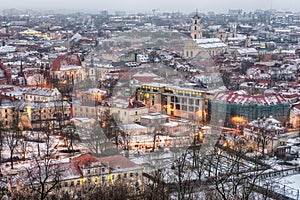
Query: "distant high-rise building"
100 10 108 16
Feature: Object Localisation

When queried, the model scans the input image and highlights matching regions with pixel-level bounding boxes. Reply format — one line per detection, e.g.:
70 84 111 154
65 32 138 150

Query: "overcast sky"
2 0 300 13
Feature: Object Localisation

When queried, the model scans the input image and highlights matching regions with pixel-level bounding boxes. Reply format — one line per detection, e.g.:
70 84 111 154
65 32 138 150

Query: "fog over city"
2 0 300 13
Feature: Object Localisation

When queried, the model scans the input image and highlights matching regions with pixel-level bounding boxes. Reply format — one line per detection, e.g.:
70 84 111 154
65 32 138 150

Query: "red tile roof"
50 54 82 71
72 153 99 168
98 155 138 170
214 91 288 105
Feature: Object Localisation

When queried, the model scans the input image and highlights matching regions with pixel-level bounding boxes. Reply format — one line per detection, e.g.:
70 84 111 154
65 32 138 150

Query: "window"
123 173 127 178
64 182 68 187
112 175 115 180
175 104 180 110
87 169 90 174
118 174 121 179
189 99 194 105
130 173 133 177
102 167 105 172
70 181 74 187
76 180 80 186
135 111 138 115
102 176 106 183
136 172 139 177
171 96 175 102
189 106 194 112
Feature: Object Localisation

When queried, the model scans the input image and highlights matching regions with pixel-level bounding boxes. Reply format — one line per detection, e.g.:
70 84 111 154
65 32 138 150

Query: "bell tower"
190 10 202 39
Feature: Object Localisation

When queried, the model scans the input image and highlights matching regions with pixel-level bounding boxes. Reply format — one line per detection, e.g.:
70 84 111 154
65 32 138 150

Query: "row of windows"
63 172 140 188
170 96 201 105
25 95 49 101
175 104 200 112
74 107 95 113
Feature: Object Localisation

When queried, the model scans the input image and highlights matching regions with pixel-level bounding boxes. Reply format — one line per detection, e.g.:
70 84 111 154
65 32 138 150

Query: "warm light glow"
231 116 247 125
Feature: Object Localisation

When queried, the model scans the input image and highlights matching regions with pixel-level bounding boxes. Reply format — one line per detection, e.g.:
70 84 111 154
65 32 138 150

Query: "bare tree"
79 121 111 156
5 107 23 169
143 169 170 200
99 110 125 149
0 120 5 165
22 120 62 200
5 129 20 169
201 139 276 200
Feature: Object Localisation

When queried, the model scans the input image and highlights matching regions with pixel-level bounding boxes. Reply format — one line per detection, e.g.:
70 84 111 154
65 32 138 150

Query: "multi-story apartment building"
23 87 61 102
0 94 19 128
26 101 71 129
9 153 143 194
111 98 149 124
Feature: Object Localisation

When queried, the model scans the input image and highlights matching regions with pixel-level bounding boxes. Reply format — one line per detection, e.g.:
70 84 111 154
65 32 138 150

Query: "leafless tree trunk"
24 120 62 200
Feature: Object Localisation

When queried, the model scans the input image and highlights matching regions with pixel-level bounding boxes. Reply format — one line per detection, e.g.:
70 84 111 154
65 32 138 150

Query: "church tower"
245 34 251 47
190 11 202 39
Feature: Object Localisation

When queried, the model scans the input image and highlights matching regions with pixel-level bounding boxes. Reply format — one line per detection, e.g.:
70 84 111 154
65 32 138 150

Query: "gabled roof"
97 155 138 170
72 153 99 168
50 54 82 71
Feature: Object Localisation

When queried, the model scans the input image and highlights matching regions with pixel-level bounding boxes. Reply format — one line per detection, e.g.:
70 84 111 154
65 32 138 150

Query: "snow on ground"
278 174 300 190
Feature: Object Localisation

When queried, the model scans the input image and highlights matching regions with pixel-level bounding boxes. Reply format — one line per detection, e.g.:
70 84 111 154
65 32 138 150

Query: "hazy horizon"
1 0 300 14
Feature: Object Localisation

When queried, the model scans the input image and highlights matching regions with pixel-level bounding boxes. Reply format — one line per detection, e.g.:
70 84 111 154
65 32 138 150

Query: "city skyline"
2 0 300 13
